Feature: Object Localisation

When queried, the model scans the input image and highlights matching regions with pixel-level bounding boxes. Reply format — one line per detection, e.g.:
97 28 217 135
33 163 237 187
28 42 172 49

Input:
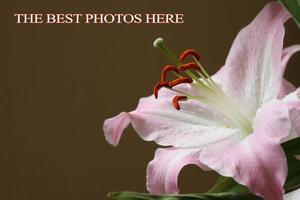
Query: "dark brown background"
1 0 299 200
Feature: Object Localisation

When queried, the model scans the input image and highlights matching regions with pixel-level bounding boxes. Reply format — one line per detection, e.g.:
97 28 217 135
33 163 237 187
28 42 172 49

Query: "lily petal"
200 101 291 200
103 112 130 146
281 45 300 71
282 98 300 141
284 188 300 200
279 80 296 99
283 88 300 102
217 2 290 117
104 84 239 148
146 148 206 194
278 45 300 98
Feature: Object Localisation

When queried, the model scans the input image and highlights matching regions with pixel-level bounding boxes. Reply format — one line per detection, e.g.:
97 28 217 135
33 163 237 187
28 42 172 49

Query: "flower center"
153 38 253 134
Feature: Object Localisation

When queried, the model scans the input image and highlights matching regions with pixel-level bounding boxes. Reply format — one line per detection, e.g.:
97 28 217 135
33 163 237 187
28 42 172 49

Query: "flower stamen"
153 37 253 133
169 77 193 87
153 82 170 99
172 95 188 110
179 62 201 72
161 65 179 82
179 49 200 62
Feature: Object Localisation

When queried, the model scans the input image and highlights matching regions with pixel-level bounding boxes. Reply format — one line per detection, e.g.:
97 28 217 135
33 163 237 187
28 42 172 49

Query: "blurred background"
1 0 299 199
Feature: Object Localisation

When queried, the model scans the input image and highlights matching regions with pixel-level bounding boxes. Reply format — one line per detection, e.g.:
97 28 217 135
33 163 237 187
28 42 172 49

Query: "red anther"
172 96 188 110
179 62 201 72
169 77 193 87
153 82 170 99
161 65 179 82
179 49 200 62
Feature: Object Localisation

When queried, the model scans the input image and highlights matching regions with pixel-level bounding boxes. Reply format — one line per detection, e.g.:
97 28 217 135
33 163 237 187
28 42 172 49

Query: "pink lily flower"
103 2 300 200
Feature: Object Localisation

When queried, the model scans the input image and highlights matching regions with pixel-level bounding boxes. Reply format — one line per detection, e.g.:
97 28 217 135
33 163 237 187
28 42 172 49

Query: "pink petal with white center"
130 94 239 148
215 2 290 117
103 84 239 148
214 46 300 100
146 148 207 195
200 101 292 200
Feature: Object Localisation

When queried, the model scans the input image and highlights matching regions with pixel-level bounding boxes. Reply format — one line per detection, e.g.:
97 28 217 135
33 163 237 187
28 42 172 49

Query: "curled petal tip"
103 112 130 146
147 148 203 195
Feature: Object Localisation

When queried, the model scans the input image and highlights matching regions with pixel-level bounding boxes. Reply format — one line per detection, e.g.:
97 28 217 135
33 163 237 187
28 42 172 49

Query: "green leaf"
279 0 300 27
208 177 249 194
108 191 262 200
207 177 248 194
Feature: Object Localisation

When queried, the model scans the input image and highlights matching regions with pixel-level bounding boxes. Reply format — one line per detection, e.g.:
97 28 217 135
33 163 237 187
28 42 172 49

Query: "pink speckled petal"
215 2 290 116
200 101 292 200
103 84 237 148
